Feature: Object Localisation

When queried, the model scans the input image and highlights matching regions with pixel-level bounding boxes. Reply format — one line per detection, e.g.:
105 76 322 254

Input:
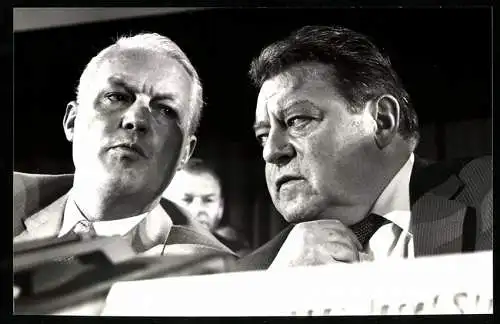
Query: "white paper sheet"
102 251 493 316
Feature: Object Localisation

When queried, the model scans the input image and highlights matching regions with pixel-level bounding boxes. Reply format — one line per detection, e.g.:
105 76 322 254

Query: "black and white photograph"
12 7 492 316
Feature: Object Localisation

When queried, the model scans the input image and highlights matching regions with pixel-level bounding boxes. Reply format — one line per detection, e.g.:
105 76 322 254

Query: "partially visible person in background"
163 158 251 256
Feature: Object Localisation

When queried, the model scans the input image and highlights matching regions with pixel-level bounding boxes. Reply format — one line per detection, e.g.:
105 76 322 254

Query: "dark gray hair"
249 25 420 147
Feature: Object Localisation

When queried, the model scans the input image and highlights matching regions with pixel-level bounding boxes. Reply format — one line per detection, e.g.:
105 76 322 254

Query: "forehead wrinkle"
93 56 194 130
108 72 180 99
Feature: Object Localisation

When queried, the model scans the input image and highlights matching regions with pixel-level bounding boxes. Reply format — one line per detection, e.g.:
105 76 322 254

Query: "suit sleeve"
457 156 492 251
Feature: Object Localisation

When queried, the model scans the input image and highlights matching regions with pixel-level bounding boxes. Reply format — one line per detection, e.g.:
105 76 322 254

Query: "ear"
177 135 197 170
216 197 224 222
63 101 78 142
368 94 400 149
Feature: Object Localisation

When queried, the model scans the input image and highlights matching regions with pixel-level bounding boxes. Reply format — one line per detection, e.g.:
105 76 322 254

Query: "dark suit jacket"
13 172 234 254
236 155 493 271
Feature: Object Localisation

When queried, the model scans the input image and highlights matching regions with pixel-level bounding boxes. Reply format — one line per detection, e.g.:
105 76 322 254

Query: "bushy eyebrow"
276 99 321 119
253 120 270 133
253 99 320 133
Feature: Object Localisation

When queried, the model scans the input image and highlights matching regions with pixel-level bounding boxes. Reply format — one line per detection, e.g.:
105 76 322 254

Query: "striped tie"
349 213 391 248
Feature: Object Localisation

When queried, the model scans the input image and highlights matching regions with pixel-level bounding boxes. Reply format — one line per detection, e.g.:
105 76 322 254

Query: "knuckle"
328 242 360 262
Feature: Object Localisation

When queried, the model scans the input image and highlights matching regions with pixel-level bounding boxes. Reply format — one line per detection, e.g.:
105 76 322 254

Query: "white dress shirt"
58 190 172 240
365 153 415 260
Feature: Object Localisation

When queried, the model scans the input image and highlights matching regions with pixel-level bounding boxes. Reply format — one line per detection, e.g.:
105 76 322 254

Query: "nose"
191 198 206 215
263 127 295 165
121 95 151 134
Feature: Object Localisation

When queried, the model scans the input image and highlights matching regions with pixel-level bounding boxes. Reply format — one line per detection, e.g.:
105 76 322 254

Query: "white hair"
76 32 204 135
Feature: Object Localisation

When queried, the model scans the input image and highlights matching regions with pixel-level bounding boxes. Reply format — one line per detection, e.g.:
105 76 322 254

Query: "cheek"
298 131 350 186
264 164 275 188
210 202 221 212
154 122 184 160
73 116 106 150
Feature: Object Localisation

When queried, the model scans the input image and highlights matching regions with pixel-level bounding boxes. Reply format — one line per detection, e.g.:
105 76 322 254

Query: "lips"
276 175 304 190
111 143 147 158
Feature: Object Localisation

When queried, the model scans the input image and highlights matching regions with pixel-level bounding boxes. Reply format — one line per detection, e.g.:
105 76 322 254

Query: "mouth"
276 175 304 191
195 218 211 229
111 143 147 158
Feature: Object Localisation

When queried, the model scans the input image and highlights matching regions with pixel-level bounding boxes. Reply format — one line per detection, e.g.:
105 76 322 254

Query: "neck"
337 149 412 226
71 177 160 222
365 148 412 213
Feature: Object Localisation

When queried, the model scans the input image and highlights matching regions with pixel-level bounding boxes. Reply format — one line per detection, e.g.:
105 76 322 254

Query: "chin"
277 201 322 224
274 196 326 223
106 174 149 192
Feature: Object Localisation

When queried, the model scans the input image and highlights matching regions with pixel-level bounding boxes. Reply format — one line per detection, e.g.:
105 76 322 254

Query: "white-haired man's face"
64 48 196 200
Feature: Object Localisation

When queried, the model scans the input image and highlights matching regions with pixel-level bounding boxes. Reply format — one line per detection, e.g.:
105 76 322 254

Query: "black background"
13 8 492 247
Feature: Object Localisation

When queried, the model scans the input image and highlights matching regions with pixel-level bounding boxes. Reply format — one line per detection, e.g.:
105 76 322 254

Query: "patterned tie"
349 213 391 248
51 220 97 265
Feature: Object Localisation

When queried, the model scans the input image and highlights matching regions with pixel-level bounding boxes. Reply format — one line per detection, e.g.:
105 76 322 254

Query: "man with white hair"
14 32 233 258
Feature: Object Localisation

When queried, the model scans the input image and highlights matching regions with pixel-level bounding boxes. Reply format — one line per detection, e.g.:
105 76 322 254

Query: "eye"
155 103 178 119
256 134 268 147
104 92 130 103
286 116 312 129
182 196 193 204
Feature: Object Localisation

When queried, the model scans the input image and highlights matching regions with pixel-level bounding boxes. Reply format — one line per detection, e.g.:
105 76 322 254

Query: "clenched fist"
270 219 364 268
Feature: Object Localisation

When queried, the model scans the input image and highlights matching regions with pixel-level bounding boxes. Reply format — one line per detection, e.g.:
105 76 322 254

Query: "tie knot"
349 213 390 248
73 220 97 238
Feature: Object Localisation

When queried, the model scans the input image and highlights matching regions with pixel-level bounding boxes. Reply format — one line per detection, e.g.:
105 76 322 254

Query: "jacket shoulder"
159 198 236 255
13 172 73 235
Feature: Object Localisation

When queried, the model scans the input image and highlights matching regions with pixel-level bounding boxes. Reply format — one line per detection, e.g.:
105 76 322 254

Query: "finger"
322 231 362 259
322 226 362 251
298 222 362 253
320 241 360 262
304 220 362 248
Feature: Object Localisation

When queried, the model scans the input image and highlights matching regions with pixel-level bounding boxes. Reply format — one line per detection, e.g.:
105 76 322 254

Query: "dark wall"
13 8 492 248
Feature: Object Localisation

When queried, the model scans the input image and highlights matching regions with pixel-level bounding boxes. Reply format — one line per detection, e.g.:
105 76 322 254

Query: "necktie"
349 213 390 248
37 220 97 294
72 220 97 239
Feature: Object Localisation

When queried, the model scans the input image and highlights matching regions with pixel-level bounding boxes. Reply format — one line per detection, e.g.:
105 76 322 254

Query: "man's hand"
270 220 363 269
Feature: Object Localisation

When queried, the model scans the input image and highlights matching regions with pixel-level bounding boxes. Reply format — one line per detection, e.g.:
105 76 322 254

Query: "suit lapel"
16 193 69 242
15 187 234 257
410 156 473 256
126 198 235 255
234 224 295 271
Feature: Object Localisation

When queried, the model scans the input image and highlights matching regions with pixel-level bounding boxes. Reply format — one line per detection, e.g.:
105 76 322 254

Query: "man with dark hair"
237 25 492 270
163 158 250 255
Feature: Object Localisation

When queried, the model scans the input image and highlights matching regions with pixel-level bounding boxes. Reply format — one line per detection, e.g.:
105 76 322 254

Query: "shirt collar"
370 153 415 233
59 189 163 238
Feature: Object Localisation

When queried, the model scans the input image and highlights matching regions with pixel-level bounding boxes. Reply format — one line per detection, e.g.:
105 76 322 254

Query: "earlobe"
372 94 400 149
216 201 224 223
63 101 78 142
177 135 197 170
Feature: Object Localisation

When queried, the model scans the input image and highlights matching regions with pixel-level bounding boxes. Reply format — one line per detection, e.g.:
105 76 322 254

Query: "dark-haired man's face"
253 63 379 225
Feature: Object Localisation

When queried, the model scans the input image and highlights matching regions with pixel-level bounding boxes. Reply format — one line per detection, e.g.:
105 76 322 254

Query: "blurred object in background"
163 158 251 256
